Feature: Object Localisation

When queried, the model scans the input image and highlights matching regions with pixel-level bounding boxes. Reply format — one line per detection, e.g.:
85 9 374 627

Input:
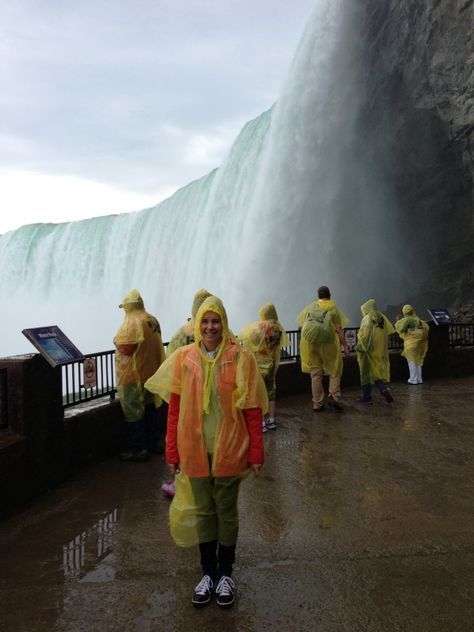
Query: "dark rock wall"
360 0 474 309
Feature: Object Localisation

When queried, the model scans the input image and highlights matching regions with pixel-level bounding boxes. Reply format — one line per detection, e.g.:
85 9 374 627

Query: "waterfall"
0 0 410 357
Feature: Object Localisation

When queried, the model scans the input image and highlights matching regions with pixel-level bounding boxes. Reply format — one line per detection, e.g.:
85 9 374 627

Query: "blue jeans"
361 380 386 401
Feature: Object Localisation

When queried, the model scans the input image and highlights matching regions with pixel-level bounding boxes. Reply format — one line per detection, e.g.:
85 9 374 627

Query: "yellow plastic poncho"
145 296 268 546
355 299 395 385
296 299 350 375
166 288 212 357
113 289 166 421
395 304 429 365
238 303 289 381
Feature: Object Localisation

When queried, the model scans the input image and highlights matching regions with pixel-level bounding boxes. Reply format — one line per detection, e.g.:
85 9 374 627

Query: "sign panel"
22 326 84 367
427 309 453 325
83 357 97 388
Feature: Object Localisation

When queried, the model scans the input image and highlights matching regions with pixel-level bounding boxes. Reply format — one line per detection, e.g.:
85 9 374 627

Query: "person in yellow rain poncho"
166 288 212 356
145 296 267 610
395 304 429 385
355 299 395 405
296 286 350 412
114 289 166 462
239 303 288 432
160 289 212 498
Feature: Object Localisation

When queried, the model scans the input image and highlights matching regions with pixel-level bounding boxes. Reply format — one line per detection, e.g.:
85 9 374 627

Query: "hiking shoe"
356 398 373 405
266 418 277 430
215 575 235 608
192 574 214 608
327 397 344 412
119 449 149 462
160 480 175 498
381 388 393 404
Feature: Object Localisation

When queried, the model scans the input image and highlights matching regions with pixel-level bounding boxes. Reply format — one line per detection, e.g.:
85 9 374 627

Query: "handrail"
61 324 474 409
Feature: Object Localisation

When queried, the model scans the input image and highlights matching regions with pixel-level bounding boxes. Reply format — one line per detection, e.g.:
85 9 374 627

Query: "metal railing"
62 350 117 409
60 324 474 409
448 323 474 347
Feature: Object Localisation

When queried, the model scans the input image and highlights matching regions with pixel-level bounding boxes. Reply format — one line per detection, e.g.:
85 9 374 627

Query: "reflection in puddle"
62 508 118 578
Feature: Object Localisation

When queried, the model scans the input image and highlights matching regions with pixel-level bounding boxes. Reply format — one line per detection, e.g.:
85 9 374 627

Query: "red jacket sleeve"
243 407 264 464
166 392 180 465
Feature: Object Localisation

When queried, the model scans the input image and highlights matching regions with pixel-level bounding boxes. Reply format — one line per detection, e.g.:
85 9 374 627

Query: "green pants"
189 475 241 546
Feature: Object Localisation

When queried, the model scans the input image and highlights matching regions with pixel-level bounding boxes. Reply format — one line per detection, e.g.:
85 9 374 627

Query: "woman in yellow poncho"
113 289 166 461
296 286 350 412
239 303 288 431
145 296 267 609
395 304 429 384
355 299 395 404
166 288 212 356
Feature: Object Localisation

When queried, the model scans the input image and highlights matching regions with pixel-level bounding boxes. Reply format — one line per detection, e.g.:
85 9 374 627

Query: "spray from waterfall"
0 0 410 357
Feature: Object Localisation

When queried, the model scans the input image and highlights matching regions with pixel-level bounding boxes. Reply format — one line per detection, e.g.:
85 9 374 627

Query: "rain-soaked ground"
1 376 474 632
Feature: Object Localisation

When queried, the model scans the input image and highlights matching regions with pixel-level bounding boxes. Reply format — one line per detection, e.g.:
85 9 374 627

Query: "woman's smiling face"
200 311 223 351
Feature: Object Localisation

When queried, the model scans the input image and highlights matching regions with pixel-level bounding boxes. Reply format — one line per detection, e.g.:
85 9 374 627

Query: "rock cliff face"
360 0 473 310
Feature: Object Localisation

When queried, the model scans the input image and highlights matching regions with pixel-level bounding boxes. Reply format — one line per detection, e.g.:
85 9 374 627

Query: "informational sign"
22 326 84 367
428 309 453 325
83 357 97 388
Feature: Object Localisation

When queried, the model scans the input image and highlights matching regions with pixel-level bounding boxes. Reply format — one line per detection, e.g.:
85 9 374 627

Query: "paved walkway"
1 377 474 632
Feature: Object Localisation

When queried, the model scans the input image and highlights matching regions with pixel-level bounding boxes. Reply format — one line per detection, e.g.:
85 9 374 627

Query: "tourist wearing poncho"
296 286 350 412
166 288 212 357
239 302 288 431
395 304 429 384
355 299 395 404
114 289 166 461
145 296 267 609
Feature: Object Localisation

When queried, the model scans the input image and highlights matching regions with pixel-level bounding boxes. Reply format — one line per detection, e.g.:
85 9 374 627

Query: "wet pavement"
1 376 474 632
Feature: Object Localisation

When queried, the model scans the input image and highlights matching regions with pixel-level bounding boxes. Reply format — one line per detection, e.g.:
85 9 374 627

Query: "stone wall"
360 0 474 308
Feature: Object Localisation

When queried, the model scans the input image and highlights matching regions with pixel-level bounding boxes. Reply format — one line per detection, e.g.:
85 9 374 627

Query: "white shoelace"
195 575 213 595
216 575 234 596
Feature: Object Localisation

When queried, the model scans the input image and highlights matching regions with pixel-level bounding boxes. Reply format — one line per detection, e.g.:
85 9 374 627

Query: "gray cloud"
0 0 315 198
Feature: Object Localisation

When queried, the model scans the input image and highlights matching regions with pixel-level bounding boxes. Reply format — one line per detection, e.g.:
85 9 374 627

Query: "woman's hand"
249 463 262 477
168 464 180 476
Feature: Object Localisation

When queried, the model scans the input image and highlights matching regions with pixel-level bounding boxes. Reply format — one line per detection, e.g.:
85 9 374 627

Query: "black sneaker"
381 388 394 404
119 449 149 462
215 575 235 608
313 406 325 412
192 574 214 608
327 397 344 412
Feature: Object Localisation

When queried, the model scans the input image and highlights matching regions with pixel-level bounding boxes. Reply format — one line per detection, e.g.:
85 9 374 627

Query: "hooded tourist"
239 303 288 431
355 299 395 404
395 305 429 384
166 288 212 356
296 286 350 412
160 288 212 498
114 289 166 462
145 295 267 609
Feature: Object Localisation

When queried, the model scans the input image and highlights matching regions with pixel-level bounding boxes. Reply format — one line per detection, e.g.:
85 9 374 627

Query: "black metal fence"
62 351 117 409
448 323 474 347
60 324 474 409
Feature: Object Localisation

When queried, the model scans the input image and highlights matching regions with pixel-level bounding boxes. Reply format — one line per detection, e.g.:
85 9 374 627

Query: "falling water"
0 0 410 357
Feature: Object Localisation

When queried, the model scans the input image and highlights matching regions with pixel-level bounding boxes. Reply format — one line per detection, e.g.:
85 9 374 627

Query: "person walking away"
296 286 350 412
145 296 267 609
395 304 429 384
114 289 166 461
239 302 288 431
355 299 394 404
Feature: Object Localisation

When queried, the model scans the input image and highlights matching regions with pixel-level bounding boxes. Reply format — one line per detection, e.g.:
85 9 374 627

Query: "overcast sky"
0 0 316 234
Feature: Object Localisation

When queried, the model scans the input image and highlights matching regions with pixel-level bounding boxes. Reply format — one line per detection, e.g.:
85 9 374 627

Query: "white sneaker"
266 417 277 430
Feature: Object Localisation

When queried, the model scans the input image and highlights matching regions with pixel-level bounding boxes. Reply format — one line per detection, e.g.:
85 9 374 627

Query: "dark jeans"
127 403 167 452
199 540 236 579
361 380 386 401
